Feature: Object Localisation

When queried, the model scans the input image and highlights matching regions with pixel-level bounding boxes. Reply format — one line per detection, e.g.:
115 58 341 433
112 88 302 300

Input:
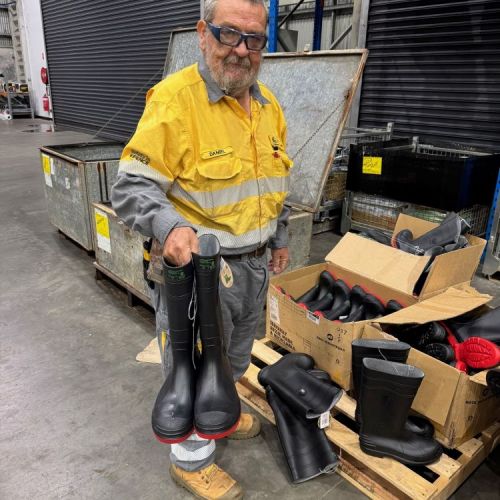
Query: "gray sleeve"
268 204 290 249
110 172 195 245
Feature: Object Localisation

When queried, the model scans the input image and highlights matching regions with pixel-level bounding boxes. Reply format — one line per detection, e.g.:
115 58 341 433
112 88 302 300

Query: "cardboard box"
327 214 486 300
362 289 498 448
266 216 486 392
266 250 491 388
267 261 423 390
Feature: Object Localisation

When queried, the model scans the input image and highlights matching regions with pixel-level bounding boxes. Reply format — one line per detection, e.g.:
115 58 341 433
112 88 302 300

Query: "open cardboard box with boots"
361 294 500 449
327 214 486 300
266 214 487 391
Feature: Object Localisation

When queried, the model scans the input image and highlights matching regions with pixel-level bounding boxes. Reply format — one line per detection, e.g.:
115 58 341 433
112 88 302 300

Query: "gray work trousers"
150 252 269 472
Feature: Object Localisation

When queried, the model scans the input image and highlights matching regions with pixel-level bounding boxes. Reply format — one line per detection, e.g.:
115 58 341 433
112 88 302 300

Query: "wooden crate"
236 338 500 500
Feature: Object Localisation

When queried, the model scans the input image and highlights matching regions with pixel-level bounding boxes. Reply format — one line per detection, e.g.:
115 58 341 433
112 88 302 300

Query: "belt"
222 244 268 261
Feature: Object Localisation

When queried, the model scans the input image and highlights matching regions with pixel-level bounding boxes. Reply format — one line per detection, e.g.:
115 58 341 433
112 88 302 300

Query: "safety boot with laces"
227 413 261 440
169 463 243 500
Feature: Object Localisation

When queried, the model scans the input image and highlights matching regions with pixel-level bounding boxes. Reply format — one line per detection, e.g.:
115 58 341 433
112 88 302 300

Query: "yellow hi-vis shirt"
119 63 292 250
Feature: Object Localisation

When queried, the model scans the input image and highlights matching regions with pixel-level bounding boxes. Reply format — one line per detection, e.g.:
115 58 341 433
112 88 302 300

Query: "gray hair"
203 0 268 23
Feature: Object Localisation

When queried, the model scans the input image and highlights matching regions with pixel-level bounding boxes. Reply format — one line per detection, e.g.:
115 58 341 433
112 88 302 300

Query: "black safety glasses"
207 22 267 52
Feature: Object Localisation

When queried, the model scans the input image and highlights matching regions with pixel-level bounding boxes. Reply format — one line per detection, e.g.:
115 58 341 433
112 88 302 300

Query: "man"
111 0 291 498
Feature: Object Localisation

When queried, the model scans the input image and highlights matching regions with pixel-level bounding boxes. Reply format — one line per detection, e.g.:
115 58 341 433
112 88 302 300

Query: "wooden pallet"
236 338 500 500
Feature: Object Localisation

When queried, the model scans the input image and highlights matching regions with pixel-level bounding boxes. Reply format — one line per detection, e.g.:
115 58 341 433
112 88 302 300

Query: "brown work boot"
169 463 243 500
227 413 261 440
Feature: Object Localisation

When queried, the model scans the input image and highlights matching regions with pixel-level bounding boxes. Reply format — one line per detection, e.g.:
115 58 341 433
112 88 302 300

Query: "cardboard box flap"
407 347 462 425
393 213 439 238
377 285 491 325
469 371 488 387
362 324 462 425
325 232 430 295
420 240 486 297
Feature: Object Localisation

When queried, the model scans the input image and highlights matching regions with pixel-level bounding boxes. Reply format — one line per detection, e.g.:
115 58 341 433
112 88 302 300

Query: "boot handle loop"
188 272 198 369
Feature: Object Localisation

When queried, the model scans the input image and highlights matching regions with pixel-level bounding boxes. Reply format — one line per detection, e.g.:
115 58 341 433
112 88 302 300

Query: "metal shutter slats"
359 0 500 150
41 0 199 141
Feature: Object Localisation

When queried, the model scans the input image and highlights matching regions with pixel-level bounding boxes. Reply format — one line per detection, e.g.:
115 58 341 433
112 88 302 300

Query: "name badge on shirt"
201 147 234 160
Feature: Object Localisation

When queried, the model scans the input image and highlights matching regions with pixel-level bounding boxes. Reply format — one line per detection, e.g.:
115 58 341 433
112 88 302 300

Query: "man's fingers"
270 247 289 274
188 232 200 255
163 227 198 266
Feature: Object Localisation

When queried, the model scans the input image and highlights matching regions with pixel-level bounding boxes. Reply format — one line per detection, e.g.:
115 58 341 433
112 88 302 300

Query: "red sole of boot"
154 429 194 444
194 418 240 440
458 337 500 369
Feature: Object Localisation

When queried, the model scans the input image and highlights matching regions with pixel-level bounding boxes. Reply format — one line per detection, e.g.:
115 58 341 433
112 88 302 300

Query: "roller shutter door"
41 0 200 141
358 0 500 151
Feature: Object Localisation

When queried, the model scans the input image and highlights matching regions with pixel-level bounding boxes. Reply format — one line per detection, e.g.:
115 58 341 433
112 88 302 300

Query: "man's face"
197 0 267 97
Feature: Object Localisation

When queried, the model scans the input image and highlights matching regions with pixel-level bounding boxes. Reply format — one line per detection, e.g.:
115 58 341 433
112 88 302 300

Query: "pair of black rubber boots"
258 353 343 483
294 271 393 322
151 234 240 443
352 340 442 465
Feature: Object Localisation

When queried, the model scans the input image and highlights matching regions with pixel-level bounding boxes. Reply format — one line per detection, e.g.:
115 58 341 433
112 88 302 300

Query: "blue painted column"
313 0 324 51
268 0 279 53
485 168 500 247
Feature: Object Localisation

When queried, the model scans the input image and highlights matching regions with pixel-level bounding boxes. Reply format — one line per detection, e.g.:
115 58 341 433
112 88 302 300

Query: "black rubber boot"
321 279 351 321
265 384 338 483
424 343 456 364
385 299 404 315
352 340 434 438
393 212 462 255
361 228 392 246
258 353 343 418
416 322 447 347
342 285 366 323
295 271 336 305
446 307 500 344
151 260 197 444
192 234 240 439
363 293 386 320
487 367 500 396
398 322 447 348
305 288 335 313
359 358 442 465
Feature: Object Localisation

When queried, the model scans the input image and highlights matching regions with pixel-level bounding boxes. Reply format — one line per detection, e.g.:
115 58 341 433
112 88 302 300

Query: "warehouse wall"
0 1 15 80
280 0 355 51
40 0 200 141
19 0 50 118
358 0 500 151
0 47 15 80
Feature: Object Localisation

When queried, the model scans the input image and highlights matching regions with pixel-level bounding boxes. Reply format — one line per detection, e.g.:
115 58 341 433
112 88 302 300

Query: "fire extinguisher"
42 93 50 112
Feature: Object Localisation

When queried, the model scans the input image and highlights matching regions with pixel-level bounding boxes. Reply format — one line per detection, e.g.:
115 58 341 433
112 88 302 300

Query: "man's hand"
269 247 289 274
163 227 199 266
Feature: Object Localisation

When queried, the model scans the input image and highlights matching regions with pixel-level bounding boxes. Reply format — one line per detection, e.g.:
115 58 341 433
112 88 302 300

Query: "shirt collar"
197 58 270 105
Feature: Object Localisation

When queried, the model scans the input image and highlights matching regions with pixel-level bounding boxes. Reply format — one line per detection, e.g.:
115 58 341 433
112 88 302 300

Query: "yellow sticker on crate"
95 211 110 238
362 156 382 175
42 154 51 174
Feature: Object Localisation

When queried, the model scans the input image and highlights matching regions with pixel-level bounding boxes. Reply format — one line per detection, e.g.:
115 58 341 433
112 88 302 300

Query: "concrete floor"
1 118 499 499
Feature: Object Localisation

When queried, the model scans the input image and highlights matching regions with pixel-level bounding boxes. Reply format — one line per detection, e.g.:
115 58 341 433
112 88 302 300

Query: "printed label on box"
269 295 280 325
362 156 382 175
42 154 53 187
306 310 320 325
94 208 111 253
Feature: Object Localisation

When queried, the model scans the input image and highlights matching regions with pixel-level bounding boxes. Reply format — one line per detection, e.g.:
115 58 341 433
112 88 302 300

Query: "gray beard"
208 57 260 98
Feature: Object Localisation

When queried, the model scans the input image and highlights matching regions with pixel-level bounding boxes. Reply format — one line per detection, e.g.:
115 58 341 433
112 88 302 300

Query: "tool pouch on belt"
146 238 165 285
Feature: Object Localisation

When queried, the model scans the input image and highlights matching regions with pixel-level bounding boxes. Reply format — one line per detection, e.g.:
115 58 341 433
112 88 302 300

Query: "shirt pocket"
195 156 243 217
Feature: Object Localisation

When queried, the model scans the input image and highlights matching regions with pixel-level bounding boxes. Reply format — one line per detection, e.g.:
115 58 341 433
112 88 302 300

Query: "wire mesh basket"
405 204 490 236
322 123 395 205
351 193 408 230
414 140 490 159
322 170 347 202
